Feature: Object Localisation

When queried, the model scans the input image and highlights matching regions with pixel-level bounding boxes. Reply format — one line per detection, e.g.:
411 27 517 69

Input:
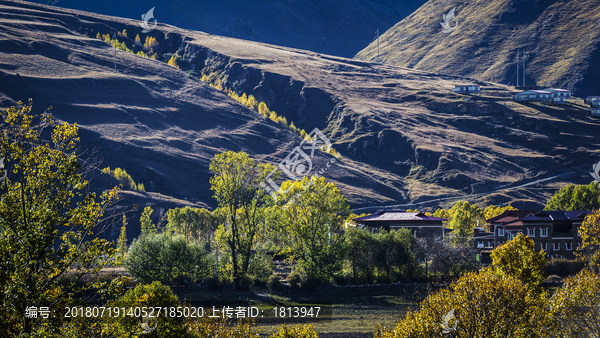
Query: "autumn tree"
551 268 600 337
209 151 276 290
545 182 600 211
491 233 546 287
577 209 600 271
374 270 554 338
0 100 122 336
270 177 350 281
345 227 377 283
484 204 518 221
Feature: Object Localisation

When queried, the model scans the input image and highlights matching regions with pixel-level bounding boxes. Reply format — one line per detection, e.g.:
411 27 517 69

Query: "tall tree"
447 201 484 246
140 205 156 235
209 151 276 290
0 100 121 336
271 176 350 280
116 214 128 265
545 182 600 211
577 210 600 271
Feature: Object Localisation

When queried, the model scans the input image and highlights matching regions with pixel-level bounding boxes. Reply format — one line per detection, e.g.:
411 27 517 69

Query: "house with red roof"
352 210 447 238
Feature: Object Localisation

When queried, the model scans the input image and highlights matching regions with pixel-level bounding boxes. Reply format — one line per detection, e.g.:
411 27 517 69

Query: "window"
498 228 505 236
541 228 548 237
477 241 484 248
488 241 493 248
541 243 547 251
553 242 560 251
566 243 572 251
527 228 535 237
577 227 580 236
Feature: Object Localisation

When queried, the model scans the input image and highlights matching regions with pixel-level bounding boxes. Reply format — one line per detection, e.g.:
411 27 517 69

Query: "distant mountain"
25 0 425 58
355 0 600 97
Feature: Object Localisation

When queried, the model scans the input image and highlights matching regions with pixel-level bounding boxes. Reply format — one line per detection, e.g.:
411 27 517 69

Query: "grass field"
173 284 430 337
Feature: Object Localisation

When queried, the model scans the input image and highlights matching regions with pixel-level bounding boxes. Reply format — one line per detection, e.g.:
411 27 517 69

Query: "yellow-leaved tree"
577 209 600 271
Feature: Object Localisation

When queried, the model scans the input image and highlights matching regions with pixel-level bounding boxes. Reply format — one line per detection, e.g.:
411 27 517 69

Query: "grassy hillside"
25 0 425 58
0 0 599 237
355 0 600 97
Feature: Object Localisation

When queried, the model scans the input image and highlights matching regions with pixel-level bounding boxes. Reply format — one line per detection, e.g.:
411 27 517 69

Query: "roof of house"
486 210 535 224
544 88 571 93
353 210 447 223
520 210 591 222
586 96 600 98
455 84 480 87
516 90 553 95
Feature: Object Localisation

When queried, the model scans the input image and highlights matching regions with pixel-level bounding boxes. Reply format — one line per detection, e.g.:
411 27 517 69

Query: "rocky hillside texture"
355 0 600 97
0 0 599 233
26 0 425 58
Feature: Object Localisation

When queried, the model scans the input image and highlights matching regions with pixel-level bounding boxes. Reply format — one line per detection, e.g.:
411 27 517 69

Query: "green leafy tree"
0 100 121 336
125 233 212 284
545 182 600 211
577 210 600 271
345 227 376 283
373 229 411 282
271 177 350 280
447 201 484 246
166 206 215 243
491 233 546 287
209 151 276 290
140 205 156 235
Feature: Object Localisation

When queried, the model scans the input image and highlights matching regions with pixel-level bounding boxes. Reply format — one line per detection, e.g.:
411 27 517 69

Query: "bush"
125 233 213 284
545 258 587 277
105 281 187 337
286 271 302 289
270 324 319 338
266 274 282 290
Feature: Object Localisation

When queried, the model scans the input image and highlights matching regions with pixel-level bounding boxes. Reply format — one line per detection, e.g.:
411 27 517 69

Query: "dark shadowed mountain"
355 0 600 97
25 0 426 58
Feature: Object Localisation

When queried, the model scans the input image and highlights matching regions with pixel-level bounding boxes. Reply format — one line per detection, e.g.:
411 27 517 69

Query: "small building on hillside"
544 88 571 103
454 84 481 94
584 96 600 105
473 228 495 249
352 210 447 238
513 90 553 102
591 108 600 117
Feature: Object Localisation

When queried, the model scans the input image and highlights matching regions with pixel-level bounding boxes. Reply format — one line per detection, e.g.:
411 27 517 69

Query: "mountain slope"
1 0 599 229
25 0 425 58
355 0 600 97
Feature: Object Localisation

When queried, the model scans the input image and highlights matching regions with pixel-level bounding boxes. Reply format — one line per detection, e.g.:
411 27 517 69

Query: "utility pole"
113 31 116 73
376 28 380 73
523 50 526 88
516 49 519 87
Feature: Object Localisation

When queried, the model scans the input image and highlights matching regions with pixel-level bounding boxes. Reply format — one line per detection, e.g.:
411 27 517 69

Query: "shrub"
101 166 145 192
286 271 302 289
266 274 282 290
125 233 213 284
270 324 319 338
187 316 261 337
105 281 187 337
